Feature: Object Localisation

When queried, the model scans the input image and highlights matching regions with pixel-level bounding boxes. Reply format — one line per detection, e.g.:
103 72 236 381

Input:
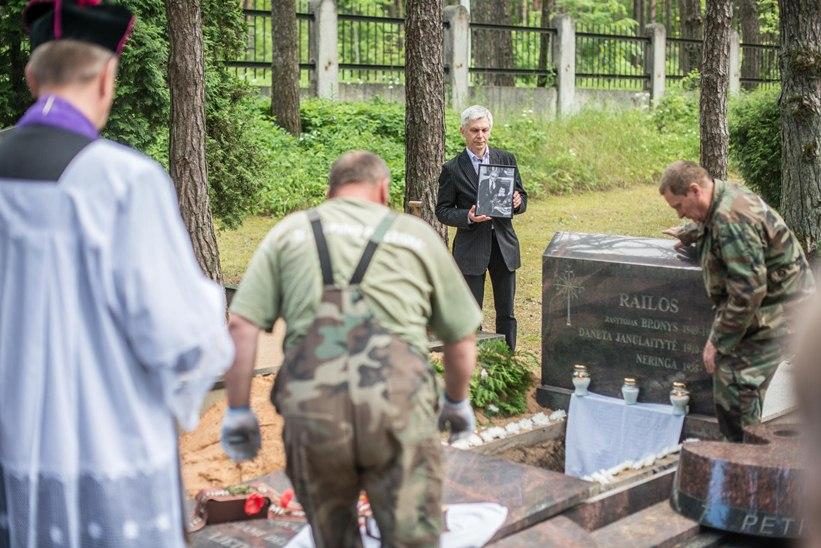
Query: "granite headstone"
539 232 715 415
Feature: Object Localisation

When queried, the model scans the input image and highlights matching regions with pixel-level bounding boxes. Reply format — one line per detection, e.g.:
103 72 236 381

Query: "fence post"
552 15 576 117
729 30 741 95
644 23 666 106
443 5 470 112
309 0 338 99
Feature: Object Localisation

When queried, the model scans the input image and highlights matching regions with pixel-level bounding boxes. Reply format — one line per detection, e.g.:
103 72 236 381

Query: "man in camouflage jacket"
660 160 815 441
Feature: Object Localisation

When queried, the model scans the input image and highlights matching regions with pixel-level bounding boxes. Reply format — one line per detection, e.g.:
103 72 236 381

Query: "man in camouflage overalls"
220 151 482 545
660 160 815 441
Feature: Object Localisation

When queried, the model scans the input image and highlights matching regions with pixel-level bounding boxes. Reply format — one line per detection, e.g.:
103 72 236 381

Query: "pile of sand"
179 375 286 496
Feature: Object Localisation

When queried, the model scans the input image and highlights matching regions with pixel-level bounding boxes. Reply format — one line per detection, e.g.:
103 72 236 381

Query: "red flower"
244 493 267 516
279 489 295 509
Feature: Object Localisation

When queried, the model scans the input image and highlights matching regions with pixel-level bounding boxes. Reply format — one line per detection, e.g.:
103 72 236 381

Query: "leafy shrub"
432 340 536 416
252 99 700 220
492 108 699 196
102 0 275 229
729 86 781 207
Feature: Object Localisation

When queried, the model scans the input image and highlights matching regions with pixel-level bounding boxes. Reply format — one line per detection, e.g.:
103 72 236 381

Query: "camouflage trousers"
273 289 443 547
714 339 784 442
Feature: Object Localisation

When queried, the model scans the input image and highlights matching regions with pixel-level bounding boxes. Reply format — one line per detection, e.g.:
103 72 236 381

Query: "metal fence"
665 36 703 82
740 43 780 89
469 22 556 87
338 6 405 84
228 4 779 92
227 0 313 87
575 24 648 90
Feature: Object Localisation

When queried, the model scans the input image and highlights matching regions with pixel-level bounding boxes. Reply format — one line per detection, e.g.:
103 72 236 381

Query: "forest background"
0 0 783 232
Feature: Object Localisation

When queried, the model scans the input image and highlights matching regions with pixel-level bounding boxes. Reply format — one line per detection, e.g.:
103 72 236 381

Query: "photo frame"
476 164 517 218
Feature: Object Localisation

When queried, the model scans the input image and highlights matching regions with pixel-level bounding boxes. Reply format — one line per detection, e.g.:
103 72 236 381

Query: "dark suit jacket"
435 148 528 276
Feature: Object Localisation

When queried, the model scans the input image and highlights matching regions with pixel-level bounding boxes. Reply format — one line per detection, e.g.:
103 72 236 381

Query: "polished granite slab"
190 447 594 546
540 232 715 415
490 516 595 547
671 422 803 538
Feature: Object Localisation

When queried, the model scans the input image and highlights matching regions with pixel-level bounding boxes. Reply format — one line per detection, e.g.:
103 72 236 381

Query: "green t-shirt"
230 197 482 355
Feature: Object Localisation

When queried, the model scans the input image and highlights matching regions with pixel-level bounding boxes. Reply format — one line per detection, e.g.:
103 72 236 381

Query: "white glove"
220 407 261 462
437 394 476 444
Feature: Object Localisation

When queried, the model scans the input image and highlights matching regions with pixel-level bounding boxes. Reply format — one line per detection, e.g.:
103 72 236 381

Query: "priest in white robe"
0 1 233 546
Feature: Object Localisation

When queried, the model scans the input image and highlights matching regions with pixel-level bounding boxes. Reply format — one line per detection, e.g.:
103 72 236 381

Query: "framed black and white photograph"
476 164 517 218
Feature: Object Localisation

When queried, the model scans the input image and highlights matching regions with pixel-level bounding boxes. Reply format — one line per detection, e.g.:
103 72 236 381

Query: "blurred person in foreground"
0 1 233 546
659 160 814 442
221 151 480 546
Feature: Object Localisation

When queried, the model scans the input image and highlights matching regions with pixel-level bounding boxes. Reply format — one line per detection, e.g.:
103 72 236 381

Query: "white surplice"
0 139 234 547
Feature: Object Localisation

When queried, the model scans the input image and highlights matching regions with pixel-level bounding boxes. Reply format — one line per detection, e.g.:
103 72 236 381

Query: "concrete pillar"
729 29 741 96
645 23 666 106
309 0 338 99
552 15 576 117
444 5 470 112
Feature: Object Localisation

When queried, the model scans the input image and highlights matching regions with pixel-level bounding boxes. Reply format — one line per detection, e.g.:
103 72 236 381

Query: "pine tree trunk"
537 0 555 87
166 0 222 281
472 0 514 86
779 0 821 256
405 0 447 241
271 0 301 136
679 0 702 74
699 0 732 180
634 0 645 29
737 0 759 90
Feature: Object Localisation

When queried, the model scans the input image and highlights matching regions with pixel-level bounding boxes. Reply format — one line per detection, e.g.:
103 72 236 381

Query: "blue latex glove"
437 394 476 444
220 406 261 462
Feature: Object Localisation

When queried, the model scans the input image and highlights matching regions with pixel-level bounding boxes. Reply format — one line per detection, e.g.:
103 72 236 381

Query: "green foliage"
758 0 780 39
729 86 782 207
652 77 699 136
431 340 536 417
108 0 276 229
0 0 31 127
556 0 634 29
262 98 409 214
491 107 699 196
249 100 700 217
471 340 536 416
106 0 169 157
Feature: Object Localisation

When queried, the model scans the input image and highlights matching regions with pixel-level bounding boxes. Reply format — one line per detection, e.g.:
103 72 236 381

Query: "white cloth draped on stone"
0 140 233 547
564 392 685 478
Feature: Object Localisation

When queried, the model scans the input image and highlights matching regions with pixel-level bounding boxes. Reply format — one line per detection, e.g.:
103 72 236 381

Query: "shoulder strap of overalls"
307 209 334 286
306 209 397 287
350 212 397 285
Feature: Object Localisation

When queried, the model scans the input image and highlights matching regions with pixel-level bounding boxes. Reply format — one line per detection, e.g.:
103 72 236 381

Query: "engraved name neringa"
619 293 680 313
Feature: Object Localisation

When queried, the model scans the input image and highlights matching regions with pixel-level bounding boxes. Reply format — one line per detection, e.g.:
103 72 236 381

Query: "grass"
217 182 681 359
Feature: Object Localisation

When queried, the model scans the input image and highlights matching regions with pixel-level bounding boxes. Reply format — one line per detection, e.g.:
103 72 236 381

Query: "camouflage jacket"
696 179 815 354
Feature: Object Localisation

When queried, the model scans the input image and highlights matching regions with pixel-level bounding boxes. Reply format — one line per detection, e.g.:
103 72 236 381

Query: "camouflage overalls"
272 210 443 547
695 179 815 441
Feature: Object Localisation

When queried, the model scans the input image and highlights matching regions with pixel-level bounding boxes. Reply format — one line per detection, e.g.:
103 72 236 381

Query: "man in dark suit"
436 105 528 351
